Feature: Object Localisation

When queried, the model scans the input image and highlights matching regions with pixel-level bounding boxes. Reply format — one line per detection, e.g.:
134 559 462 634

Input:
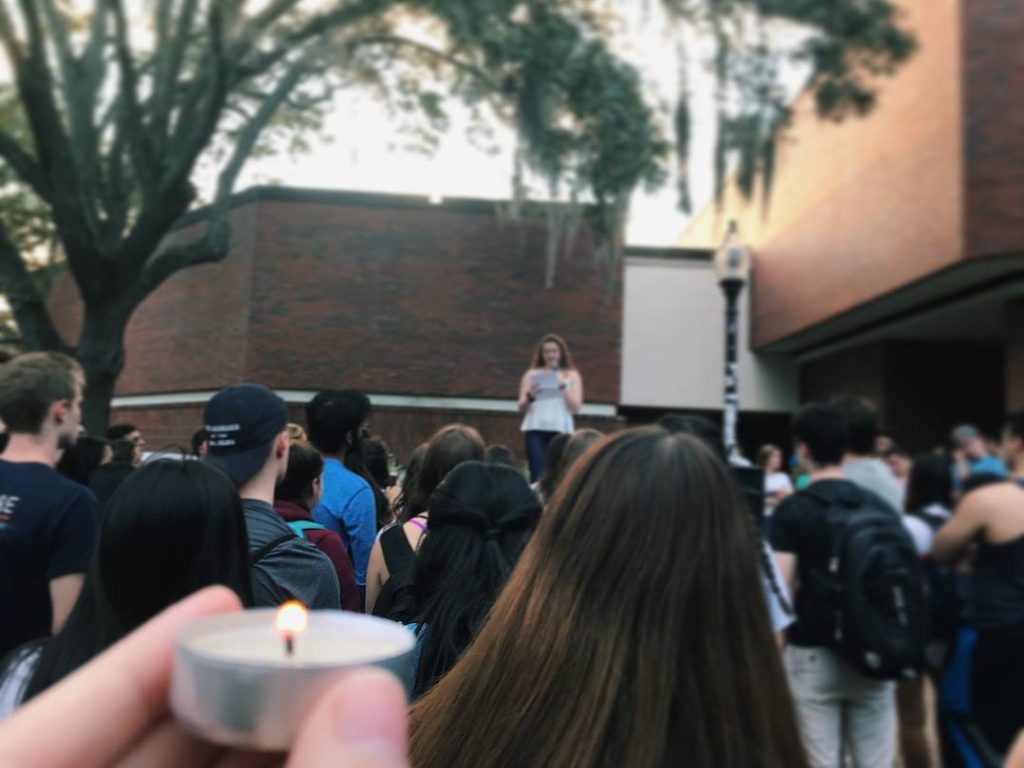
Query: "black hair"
56 436 109 485
657 413 724 459
831 395 877 456
904 454 952 512
537 433 571 501
191 429 208 456
345 445 392 531
1006 411 1024 442
484 444 517 468
412 461 541 697
22 460 253 702
109 438 135 464
792 403 847 467
395 444 428 519
362 437 396 488
276 443 324 508
884 444 909 459
105 423 138 441
305 390 368 455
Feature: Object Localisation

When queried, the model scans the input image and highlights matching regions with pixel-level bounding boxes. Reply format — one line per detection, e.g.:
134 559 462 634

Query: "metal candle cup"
171 608 415 751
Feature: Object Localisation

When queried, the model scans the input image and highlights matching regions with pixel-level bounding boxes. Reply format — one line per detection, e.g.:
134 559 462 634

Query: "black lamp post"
713 220 752 463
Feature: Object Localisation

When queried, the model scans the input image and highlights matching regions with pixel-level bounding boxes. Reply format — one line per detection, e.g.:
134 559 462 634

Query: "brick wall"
51 189 622 408
963 0 1024 258
680 0 966 348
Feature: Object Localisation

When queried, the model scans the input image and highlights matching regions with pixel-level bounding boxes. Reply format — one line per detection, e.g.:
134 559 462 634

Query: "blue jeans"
524 430 559 483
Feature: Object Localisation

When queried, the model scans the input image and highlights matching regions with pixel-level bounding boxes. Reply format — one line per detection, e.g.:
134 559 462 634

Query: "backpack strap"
287 520 327 540
251 533 296 565
380 525 416 572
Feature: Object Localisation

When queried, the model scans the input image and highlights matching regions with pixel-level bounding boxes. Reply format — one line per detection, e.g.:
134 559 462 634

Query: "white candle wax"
188 625 409 666
171 609 415 750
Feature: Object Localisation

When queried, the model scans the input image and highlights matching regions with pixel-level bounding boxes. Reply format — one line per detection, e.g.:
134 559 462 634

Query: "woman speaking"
518 333 584 482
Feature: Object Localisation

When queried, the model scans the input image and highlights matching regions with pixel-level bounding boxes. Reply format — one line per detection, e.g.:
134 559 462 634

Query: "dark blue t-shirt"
0 460 99 657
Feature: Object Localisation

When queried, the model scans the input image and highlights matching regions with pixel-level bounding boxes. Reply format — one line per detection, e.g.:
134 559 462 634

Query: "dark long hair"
395 443 428 520
537 432 571 500
905 453 952 512
410 428 808 768
56 436 109 485
355 436 395 529
21 460 253 702
276 443 324 508
412 462 541 697
400 425 485 522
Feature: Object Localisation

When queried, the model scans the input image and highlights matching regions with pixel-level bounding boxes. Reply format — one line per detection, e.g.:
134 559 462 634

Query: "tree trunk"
76 303 129 435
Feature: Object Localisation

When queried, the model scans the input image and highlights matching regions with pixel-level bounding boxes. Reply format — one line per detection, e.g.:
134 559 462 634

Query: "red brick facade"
50 188 625 462
963 0 1024 259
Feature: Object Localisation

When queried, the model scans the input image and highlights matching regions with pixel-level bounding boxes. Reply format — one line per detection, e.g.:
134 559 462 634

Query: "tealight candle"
171 604 415 751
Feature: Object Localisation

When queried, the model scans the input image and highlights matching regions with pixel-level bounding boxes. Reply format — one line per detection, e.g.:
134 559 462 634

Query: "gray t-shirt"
242 499 340 609
842 458 903 514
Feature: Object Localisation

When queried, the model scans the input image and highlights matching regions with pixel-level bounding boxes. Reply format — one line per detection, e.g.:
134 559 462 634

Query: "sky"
224 5 731 248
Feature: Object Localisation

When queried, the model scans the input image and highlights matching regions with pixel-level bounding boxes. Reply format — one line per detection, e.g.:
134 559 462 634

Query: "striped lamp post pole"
714 221 751 464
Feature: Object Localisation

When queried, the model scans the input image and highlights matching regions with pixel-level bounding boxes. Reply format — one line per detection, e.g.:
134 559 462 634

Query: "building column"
1007 298 1024 412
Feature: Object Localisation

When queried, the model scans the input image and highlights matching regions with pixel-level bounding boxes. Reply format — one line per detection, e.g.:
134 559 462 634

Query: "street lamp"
714 220 752 463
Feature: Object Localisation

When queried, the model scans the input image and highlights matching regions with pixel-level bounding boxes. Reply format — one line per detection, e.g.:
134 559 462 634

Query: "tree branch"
109 0 159 199
128 53 314 310
354 34 499 90
0 129 53 201
232 0 391 82
38 0 105 202
151 0 199 154
0 220 67 352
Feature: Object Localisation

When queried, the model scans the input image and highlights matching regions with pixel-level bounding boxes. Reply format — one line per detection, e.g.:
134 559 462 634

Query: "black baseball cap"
203 384 289 488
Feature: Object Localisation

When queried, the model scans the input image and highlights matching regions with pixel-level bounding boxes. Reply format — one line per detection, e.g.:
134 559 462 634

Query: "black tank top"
971 480 1024 631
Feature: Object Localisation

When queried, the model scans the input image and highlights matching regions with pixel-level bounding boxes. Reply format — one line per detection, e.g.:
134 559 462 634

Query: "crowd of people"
0 345 1022 768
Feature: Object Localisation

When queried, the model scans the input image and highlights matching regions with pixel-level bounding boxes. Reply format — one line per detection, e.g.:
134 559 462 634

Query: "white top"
765 473 793 495
764 472 794 515
521 371 574 434
903 503 952 556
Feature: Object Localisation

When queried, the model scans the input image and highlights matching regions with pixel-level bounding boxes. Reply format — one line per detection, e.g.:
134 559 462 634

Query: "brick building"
680 0 1024 450
51 188 625 462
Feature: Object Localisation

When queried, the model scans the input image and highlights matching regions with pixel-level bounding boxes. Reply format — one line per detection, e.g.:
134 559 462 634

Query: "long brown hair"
410 427 808 768
530 333 576 370
399 424 485 522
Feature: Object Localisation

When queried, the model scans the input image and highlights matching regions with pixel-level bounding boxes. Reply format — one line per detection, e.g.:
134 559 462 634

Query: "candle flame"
275 601 309 635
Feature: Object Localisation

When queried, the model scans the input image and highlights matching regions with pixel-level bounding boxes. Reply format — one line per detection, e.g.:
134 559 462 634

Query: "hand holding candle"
171 602 415 750
0 588 410 767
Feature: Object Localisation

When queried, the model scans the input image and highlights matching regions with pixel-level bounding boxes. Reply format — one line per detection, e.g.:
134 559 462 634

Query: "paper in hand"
531 370 561 400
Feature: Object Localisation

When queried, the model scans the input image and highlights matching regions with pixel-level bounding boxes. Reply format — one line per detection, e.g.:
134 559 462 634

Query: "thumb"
288 669 409 768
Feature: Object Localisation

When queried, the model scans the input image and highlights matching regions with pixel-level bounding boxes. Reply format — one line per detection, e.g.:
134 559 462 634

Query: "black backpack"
805 484 926 680
371 525 418 624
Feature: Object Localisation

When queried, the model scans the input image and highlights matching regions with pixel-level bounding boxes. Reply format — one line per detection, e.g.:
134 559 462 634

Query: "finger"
0 586 242 768
287 669 408 768
212 749 283 768
115 718 222 768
